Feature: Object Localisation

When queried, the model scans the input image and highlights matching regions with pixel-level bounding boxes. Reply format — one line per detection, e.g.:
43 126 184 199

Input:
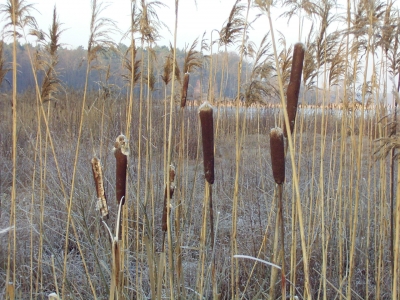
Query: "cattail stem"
284 42 305 137
277 184 286 299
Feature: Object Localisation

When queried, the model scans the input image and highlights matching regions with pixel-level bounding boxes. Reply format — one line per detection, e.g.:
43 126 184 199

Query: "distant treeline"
0 42 251 101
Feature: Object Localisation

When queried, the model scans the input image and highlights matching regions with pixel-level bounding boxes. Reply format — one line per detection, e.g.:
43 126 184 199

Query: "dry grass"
1 0 400 299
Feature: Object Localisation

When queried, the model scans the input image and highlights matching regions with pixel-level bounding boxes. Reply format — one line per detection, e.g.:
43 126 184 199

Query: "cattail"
91 157 109 218
181 72 190 108
199 102 215 184
162 165 175 232
270 127 285 184
113 135 129 205
284 42 305 137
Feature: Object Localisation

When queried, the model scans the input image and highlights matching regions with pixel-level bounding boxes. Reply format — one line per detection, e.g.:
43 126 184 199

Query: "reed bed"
1 0 400 299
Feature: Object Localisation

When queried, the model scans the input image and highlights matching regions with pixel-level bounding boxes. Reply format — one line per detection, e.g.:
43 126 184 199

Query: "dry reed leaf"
270 127 285 184
113 135 129 205
0 226 13 235
199 102 215 184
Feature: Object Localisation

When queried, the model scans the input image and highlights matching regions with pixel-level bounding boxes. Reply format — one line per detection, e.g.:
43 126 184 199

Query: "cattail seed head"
284 42 305 138
199 102 215 184
181 72 190 108
270 127 285 184
91 157 109 218
113 135 129 205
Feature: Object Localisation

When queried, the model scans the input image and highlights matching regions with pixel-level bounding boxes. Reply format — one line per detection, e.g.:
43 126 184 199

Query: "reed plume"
40 6 63 102
161 53 173 86
180 38 201 107
219 0 246 47
284 42 305 137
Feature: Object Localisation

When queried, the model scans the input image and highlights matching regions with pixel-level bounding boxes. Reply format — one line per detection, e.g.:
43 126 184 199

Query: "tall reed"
0 1 35 297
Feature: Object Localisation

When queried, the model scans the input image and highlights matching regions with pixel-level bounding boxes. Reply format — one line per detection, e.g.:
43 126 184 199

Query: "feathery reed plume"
86 0 118 66
40 6 63 102
122 45 141 85
138 0 167 44
270 127 285 184
113 134 129 205
277 35 293 90
180 39 201 107
219 0 246 47
284 42 305 137
182 38 201 74
242 34 274 106
199 102 215 184
161 53 173 85
91 157 109 218
161 165 175 250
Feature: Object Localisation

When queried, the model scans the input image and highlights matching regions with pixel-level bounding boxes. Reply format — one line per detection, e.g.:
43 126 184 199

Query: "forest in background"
0 42 252 101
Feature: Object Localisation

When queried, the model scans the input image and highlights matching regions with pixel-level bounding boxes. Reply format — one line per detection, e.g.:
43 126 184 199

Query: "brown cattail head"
270 127 285 185
113 135 129 205
199 102 215 184
181 72 190 108
91 157 109 218
284 42 305 138
162 165 176 232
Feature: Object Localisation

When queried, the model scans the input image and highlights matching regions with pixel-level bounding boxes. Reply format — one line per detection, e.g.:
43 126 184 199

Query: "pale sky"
27 0 302 52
